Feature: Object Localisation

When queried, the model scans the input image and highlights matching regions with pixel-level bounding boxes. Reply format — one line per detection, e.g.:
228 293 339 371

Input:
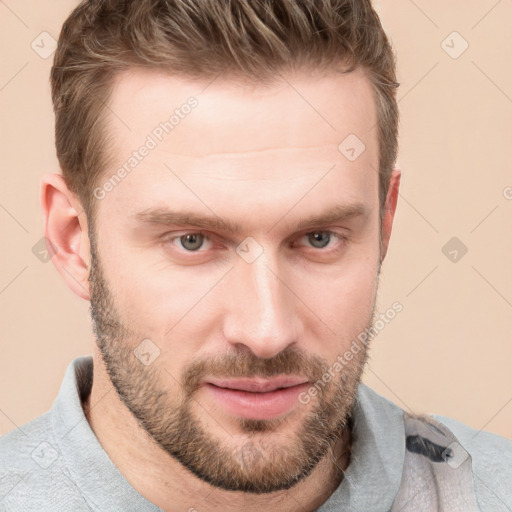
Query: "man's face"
88 67 383 493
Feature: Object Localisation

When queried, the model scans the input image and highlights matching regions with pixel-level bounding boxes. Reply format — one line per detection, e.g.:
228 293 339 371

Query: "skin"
40 66 400 511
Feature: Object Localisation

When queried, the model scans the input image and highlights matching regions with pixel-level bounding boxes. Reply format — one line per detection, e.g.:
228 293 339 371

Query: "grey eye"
179 233 205 251
307 231 332 249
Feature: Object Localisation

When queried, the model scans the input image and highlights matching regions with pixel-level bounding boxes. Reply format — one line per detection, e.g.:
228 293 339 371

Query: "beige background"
1 1 511 439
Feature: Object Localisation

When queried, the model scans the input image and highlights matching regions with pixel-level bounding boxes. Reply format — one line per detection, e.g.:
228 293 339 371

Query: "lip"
203 376 310 420
206 376 309 393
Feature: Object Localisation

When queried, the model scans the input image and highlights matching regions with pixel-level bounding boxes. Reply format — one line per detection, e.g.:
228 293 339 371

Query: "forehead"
96 67 379 232
107 67 377 155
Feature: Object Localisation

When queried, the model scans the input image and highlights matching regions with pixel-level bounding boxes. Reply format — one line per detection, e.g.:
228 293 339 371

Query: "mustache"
180 345 330 396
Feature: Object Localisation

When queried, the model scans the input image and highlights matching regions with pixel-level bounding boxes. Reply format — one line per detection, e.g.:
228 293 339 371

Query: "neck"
83 355 351 512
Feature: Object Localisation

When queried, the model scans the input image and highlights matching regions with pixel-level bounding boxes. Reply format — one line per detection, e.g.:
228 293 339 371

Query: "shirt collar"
317 383 406 512
51 356 160 511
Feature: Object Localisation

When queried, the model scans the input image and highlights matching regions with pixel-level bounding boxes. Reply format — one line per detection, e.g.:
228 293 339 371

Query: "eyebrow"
132 202 369 234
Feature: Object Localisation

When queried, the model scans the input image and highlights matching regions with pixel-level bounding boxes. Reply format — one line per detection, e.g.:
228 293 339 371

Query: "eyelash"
163 230 348 255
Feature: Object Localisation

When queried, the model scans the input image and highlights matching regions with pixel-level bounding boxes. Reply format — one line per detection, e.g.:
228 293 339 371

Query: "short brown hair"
51 0 399 226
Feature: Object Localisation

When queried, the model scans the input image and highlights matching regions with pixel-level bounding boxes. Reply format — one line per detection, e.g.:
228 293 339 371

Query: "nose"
222 250 303 359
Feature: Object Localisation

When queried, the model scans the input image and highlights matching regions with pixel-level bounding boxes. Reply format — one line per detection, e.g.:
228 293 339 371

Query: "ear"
39 173 91 300
380 165 401 262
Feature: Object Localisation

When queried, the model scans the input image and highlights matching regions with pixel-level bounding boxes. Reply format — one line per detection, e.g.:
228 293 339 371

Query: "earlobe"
40 173 91 301
380 165 401 262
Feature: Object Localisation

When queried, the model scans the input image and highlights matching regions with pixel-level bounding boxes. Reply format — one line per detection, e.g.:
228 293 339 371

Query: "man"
1 0 510 510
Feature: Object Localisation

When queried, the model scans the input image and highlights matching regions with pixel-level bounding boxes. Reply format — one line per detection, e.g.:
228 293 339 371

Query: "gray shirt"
1 356 511 511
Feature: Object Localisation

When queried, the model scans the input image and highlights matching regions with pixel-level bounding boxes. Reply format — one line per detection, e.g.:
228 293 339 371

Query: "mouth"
202 376 310 420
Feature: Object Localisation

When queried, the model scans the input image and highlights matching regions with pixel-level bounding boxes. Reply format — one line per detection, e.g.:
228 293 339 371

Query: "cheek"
98 246 170 331
102 246 222 350
296 253 379 349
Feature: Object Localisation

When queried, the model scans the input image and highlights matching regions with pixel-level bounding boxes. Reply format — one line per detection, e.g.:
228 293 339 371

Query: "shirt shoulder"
432 414 512 510
0 411 90 511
